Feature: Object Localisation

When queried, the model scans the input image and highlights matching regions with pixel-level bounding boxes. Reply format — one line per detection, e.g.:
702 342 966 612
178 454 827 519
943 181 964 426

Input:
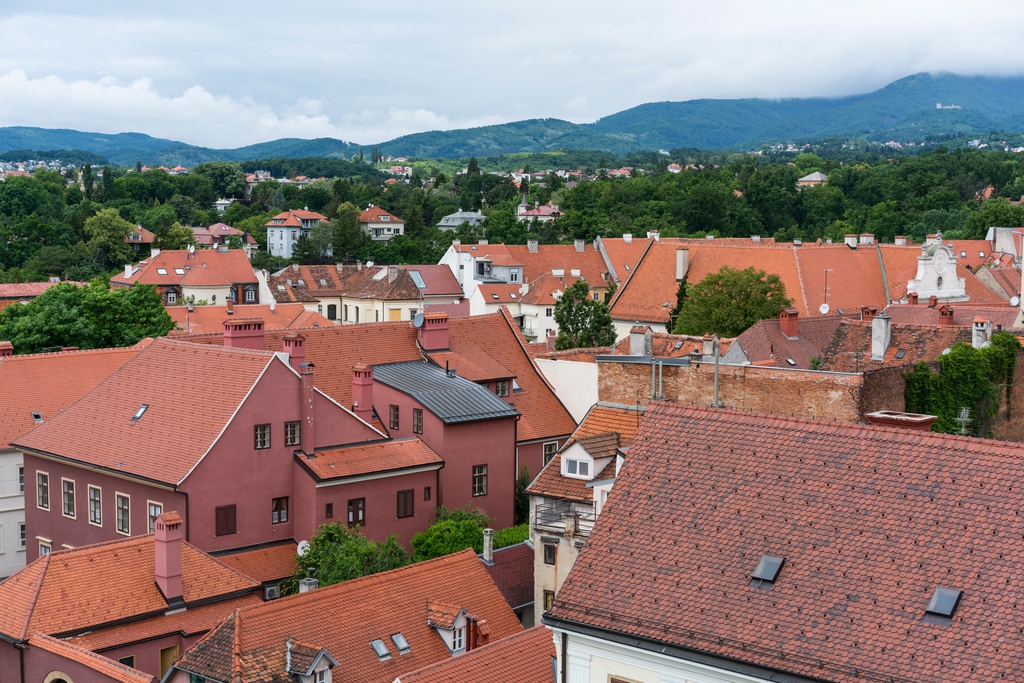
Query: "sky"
1 1 1023 148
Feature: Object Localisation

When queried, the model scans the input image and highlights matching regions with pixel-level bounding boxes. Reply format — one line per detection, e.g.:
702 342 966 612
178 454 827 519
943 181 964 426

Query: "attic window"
174 268 185 275
278 285 286 291
391 633 411 654
895 349 907 360
31 412 43 423
979 251 985 258
786 358 796 366
320 279 327 286
623 264 630 271
298 279 305 286
926 587 962 619
131 404 149 422
510 293 517 299
491 293 499 300
512 379 522 392
662 301 670 307
370 639 392 661
156 268 168 275
674 341 683 350
751 554 784 586
960 251 967 258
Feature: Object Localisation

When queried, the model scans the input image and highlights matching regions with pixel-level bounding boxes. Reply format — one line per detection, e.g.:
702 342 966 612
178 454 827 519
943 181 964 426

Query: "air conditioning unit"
264 585 281 600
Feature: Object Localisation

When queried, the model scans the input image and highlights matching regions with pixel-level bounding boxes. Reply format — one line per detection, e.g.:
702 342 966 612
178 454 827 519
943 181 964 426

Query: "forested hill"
4 72 1024 163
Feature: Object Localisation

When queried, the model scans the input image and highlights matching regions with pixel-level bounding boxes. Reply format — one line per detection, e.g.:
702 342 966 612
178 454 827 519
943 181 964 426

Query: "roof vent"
926 586 962 619
31 412 43 423
751 554 784 587
391 633 411 654
370 639 392 661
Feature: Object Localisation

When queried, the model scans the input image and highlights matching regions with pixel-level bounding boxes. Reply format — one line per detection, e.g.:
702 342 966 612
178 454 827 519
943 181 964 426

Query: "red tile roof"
481 542 534 611
878 245 1004 303
269 264 423 303
0 345 145 450
550 401 1024 683
0 534 258 641
609 331 734 358
29 633 156 683
530 346 611 363
597 236 653 282
820 320 974 372
986 266 1021 299
214 542 298 585
729 314 845 368
427 345 513 382
110 249 257 288
505 244 609 288
125 224 156 244
265 209 327 228
173 549 521 683
301 437 443 481
402 265 462 297
166 303 331 335
12 338 281 485
397 626 554 683
360 205 405 224
883 302 1020 329
949 239 993 270
192 223 258 245
0 280 83 300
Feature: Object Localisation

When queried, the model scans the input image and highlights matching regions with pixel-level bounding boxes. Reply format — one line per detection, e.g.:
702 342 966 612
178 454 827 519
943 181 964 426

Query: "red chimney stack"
223 318 265 350
154 511 184 603
300 363 315 454
282 333 306 373
907 292 919 305
352 364 374 424
779 308 799 338
938 305 955 326
418 313 450 351
860 306 878 322
0 341 14 358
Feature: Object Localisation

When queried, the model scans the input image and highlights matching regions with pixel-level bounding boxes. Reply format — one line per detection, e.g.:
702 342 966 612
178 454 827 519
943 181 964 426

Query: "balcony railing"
534 500 597 537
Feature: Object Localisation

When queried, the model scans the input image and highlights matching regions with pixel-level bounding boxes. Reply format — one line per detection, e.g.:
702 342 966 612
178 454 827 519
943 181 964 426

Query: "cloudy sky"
0 1 1021 148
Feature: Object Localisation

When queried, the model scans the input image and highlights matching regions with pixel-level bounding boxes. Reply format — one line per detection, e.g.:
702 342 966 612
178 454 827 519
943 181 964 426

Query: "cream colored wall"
535 359 598 423
338 297 420 324
531 495 583 619
612 319 666 341
182 284 231 305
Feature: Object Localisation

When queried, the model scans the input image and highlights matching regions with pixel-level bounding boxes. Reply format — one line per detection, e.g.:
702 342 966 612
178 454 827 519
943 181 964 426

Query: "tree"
411 519 484 561
668 273 688 329
83 208 135 269
674 265 792 337
553 280 616 350
100 165 115 202
309 220 334 257
333 202 366 260
82 164 94 201
292 234 330 264
281 523 411 595
515 466 532 525
0 281 174 353
192 161 246 199
162 222 196 250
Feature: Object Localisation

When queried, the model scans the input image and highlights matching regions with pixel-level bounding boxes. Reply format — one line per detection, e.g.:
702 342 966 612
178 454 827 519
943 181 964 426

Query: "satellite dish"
819 303 830 315
1012 296 1021 307
413 313 425 328
188 244 195 254
297 540 311 557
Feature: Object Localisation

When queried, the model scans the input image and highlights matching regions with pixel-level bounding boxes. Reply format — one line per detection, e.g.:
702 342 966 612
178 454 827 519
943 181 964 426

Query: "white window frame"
452 626 464 651
509 270 519 283
36 471 50 511
61 478 76 519
88 486 102 527
18 465 24 493
245 288 256 303
115 492 131 536
18 522 25 550
38 539 51 556
166 290 177 304
285 421 301 446
148 501 163 533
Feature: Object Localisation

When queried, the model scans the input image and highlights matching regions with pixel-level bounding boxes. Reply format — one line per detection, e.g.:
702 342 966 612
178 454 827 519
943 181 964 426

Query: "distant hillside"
2 72 1024 164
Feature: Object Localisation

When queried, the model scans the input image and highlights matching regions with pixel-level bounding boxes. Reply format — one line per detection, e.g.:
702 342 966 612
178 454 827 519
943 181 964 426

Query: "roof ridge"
30 632 154 682
182 541 262 589
0 344 145 361
651 400 1024 454
156 337 278 356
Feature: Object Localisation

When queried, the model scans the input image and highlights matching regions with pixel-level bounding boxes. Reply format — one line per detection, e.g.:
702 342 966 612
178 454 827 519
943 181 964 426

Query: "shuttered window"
215 504 237 536
397 490 414 519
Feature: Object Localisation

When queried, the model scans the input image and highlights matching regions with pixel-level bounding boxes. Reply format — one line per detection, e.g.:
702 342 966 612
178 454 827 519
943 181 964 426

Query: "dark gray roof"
372 361 520 424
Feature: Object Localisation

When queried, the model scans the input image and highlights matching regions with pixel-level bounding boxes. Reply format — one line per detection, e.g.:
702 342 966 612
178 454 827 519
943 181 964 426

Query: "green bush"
494 524 529 549
411 519 483 562
280 523 411 595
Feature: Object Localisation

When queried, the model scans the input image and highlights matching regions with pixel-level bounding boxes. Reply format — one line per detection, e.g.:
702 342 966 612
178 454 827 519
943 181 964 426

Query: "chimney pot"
283 333 306 372
226 300 233 314
223 318 265 350
299 577 319 593
938 305 955 326
527 239 539 253
352 364 374 424
629 325 653 356
483 528 494 563
574 239 585 252
780 308 799 338
154 511 184 603
125 264 133 279
928 295 938 308
907 292 919 305
0 341 13 357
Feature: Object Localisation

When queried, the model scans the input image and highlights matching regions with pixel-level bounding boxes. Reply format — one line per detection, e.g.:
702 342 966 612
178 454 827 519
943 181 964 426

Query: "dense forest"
3 147 1024 284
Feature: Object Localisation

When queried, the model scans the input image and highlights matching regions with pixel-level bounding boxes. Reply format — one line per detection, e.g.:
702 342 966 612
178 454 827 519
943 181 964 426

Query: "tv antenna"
954 407 972 435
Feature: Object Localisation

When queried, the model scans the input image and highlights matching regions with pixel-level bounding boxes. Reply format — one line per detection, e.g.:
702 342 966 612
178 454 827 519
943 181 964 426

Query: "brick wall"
598 360 865 422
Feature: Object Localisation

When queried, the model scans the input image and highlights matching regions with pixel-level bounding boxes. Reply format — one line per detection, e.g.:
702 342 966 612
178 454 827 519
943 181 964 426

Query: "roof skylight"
674 341 683 350
131 404 150 422
391 633 411 654
370 639 392 661
31 412 43 423
491 293 499 300
895 349 907 360
278 285 285 291
409 271 427 289
751 554 784 585
156 268 168 275
786 358 796 366
320 279 327 286
510 293 517 299
926 587 962 618
174 268 185 275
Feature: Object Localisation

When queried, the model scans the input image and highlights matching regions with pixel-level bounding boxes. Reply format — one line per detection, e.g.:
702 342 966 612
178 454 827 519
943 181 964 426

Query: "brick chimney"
352 364 374 423
226 300 234 315
865 410 937 432
0 341 12 358
418 313 450 351
464 615 489 652
907 292 919 305
154 511 184 604
300 363 315 454
223 318 265 350
860 306 878 322
927 295 938 308
938 305 955 326
546 328 556 352
282 333 306 372
779 308 799 338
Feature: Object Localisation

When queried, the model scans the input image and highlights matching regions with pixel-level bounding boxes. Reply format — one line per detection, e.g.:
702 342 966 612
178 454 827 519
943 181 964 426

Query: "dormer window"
452 626 464 651
565 459 590 477
380 215 390 221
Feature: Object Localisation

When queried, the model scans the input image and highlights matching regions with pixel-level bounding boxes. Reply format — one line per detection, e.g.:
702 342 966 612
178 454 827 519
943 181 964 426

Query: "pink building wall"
372 382 516 529
96 631 208 680
23 646 127 683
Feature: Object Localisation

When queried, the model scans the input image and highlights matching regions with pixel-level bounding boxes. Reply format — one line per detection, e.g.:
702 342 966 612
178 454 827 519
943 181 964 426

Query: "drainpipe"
560 633 568 683
657 360 664 399
713 337 722 407
650 360 656 400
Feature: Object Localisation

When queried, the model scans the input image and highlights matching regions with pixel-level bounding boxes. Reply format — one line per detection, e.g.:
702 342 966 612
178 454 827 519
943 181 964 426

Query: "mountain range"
2 72 1024 165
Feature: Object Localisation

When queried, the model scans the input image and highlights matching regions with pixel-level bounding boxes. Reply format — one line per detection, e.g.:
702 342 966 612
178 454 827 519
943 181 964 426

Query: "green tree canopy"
0 281 174 353
281 523 411 595
192 161 246 199
410 519 483 562
674 265 792 337
83 208 135 269
553 280 616 350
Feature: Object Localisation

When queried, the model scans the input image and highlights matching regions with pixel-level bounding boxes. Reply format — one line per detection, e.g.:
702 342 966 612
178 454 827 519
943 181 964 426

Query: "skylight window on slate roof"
370 639 392 661
131 404 149 422
157 268 168 275
751 554 784 587
391 633 411 654
926 587 962 619
510 293 516 299
320 279 327 286
31 412 43 423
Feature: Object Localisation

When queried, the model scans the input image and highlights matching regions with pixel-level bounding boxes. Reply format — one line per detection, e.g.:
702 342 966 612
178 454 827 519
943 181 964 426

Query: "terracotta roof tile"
986 266 1021 299
609 331 734 358
481 542 534 611
883 302 1020 328
505 244 609 287
174 549 521 683
820 320 975 372
301 438 443 481
265 209 327 228
397 626 554 683
0 345 144 449
426 600 463 629
29 633 156 683
401 265 462 296
269 264 423 303
530 346 612 363
111 249 257 288
949 239 993 270
0 534 258 641
214 542 299 585
453 243 520 267
360 205 404 224
548 401 1024 683
427 346 513 382
12 338 279 485
166 303 332 336
597 236 653 282
0 281 83 300
730 314 845 368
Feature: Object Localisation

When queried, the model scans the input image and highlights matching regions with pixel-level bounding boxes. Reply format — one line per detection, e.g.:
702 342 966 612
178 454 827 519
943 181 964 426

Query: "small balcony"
534 500 596 537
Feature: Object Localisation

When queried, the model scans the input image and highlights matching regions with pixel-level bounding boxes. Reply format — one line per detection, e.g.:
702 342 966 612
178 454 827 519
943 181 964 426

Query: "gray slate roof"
372 361 520 424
